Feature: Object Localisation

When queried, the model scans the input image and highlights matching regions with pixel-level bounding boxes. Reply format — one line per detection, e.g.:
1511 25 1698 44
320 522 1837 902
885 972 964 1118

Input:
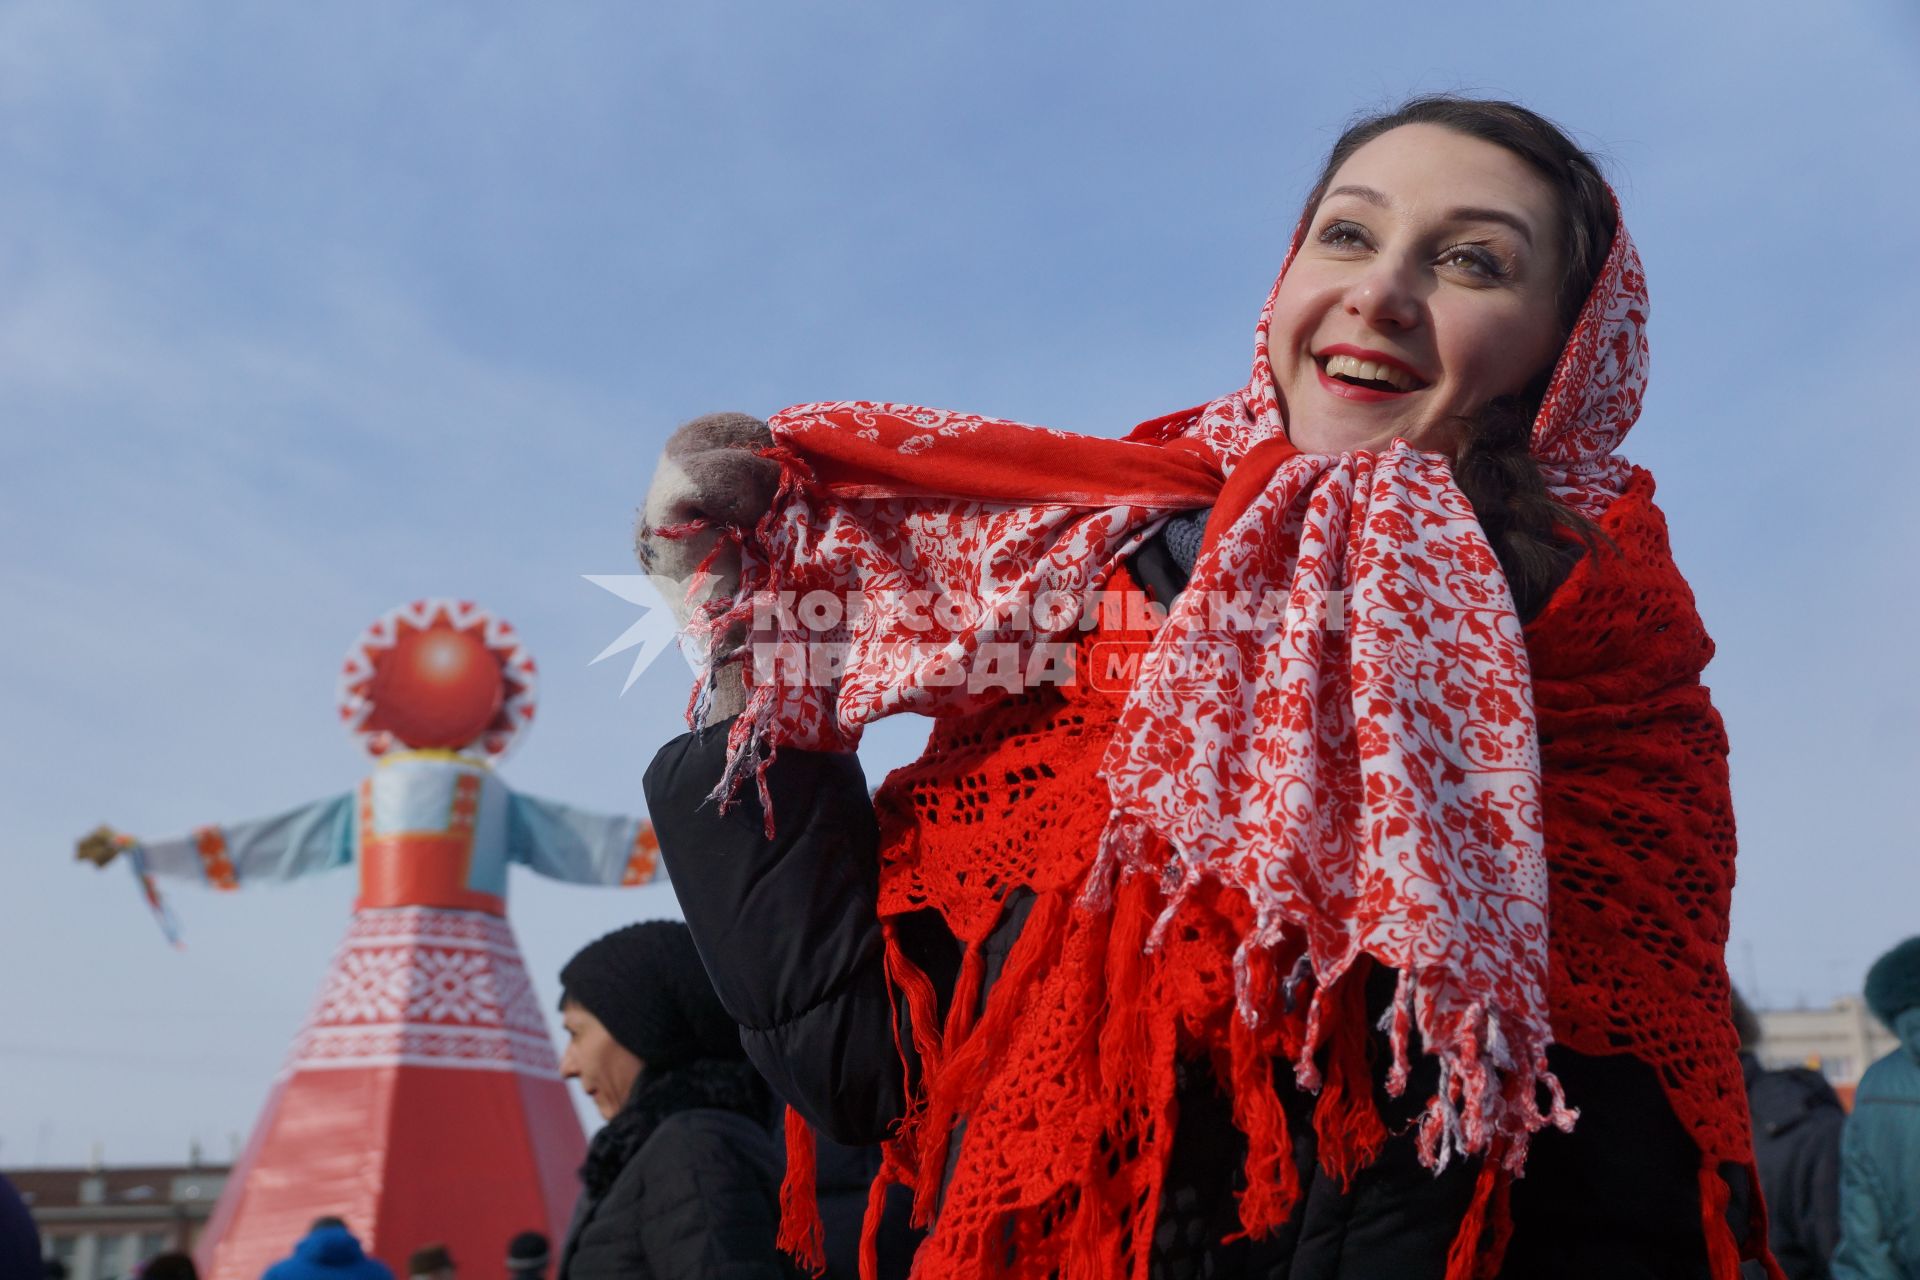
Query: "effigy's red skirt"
196 906 582 1280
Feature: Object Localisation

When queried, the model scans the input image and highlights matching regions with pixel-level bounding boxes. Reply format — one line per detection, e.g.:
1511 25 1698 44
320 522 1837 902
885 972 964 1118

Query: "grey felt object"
636 413 777 722
635 413 778 587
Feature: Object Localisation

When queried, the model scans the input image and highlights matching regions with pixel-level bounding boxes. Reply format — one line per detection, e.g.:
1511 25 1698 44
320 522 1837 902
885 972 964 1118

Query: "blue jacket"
261 1226 396 1280
1832 1007 1920 1279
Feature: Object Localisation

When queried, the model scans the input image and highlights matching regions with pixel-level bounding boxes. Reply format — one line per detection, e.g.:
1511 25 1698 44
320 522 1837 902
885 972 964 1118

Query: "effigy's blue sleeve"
506 791 662 888
133 794 356 889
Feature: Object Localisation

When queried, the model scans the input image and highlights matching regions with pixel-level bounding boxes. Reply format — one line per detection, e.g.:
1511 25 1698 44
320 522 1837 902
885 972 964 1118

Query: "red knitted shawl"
690 212 1776 1276
718 218 1662 1187
825 476 1769 1278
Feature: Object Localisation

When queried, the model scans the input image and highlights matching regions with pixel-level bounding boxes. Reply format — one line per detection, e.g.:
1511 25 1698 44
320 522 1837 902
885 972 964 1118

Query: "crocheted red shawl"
826 475 1770 1278
720 222 1655 1179
694 211 1775 1276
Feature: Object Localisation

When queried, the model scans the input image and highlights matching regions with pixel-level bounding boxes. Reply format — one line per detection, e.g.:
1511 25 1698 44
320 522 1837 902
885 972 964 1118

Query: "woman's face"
1269 123 1566 456
560 1000 644 1121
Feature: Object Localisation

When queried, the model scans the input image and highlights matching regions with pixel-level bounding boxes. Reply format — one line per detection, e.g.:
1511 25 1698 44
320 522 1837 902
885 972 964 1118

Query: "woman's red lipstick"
1315 365 1407 403
1312 344 1428 403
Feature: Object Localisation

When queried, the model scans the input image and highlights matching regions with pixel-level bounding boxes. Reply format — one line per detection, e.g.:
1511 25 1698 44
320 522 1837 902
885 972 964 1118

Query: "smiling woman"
1276 99 1620 622
1272 124 1569 458
638 95 1778 1280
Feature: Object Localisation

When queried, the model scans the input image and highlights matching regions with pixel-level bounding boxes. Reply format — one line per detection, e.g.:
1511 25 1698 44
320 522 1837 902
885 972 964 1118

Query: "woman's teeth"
1323 354 1421 392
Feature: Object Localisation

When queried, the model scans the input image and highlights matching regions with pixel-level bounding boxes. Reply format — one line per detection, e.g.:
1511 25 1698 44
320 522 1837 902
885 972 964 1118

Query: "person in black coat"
1733 993 1844 1280
555 920 793 1280
0 1174 43 1280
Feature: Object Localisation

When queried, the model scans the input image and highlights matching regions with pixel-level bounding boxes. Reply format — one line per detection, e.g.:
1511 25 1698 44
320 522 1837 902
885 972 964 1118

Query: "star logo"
582 573 710 694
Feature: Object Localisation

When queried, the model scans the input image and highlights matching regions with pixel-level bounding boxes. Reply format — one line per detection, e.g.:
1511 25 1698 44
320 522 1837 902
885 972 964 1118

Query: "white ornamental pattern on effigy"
285 907 559 1077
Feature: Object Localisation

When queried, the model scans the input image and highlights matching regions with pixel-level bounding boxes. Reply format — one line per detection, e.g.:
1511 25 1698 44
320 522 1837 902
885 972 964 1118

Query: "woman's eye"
1317 220 1369 250
1440 244 1508 280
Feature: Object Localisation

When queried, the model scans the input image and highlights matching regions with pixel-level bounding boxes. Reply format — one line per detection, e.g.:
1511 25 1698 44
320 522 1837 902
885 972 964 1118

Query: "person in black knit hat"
504 1231 550 1280
554 920 792 1280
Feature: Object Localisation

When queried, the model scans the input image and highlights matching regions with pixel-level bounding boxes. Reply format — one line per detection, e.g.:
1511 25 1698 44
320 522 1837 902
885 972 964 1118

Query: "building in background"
1758 996 1899 1106
9 1160 228 1280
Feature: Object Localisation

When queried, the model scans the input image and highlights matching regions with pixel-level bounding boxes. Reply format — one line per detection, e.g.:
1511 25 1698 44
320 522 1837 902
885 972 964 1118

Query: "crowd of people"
7 927 1917 1279
12 93 1919 1280
0 1203 549 1280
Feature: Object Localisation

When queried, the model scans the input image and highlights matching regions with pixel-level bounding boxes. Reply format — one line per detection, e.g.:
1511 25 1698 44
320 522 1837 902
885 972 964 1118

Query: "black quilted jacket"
557 1079 793 1280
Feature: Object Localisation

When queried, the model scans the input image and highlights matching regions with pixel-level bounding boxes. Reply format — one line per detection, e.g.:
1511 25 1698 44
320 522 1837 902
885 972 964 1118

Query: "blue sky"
3 2 1916 1166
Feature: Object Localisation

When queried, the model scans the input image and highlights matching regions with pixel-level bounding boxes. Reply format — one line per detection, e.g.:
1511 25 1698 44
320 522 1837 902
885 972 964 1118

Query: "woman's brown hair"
1298 96 1617 619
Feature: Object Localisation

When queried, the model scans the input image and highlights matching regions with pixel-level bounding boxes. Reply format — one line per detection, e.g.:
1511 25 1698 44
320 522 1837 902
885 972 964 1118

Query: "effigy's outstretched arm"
77 794 357 889
77 794 356 946
507 791 663 888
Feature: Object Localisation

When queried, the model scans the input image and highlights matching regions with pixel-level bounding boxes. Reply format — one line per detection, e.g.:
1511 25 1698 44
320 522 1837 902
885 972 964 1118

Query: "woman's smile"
1268 122 1566 456
1313 344 1432 402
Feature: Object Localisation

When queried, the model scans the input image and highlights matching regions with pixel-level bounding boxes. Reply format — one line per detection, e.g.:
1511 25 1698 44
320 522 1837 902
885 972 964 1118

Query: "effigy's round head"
370 626 503 748
339 599 537 760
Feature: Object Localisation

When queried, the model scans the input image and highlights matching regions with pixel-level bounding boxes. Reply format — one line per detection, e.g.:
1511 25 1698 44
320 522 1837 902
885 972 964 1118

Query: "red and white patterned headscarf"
714 202 1648 1171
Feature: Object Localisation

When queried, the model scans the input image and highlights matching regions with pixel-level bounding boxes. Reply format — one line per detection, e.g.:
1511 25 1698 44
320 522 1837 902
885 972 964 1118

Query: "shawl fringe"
778 1106 826 1276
